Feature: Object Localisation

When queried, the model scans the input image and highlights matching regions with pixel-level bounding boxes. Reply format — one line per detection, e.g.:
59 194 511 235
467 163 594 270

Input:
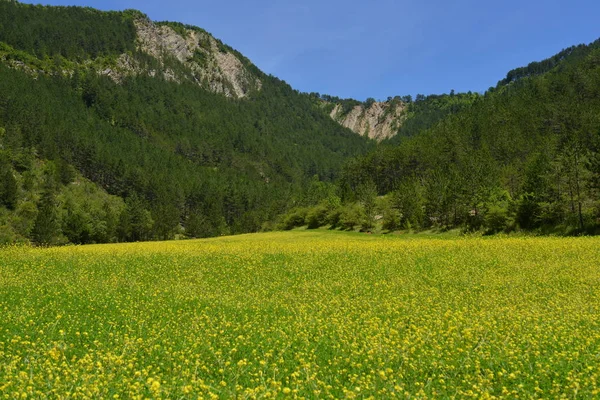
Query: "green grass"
1 231 599 398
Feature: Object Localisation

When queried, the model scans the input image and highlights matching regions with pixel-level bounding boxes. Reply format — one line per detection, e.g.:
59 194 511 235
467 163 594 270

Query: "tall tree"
0 158 18 210
32 185 61 246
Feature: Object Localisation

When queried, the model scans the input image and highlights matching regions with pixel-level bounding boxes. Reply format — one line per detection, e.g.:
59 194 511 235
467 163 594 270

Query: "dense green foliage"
336 41 600 235
0 149 125 245
386 92 479 142
2 0 599 243
0 1 136 60
312 93 363 116
0 1 372 245
498 39 600 86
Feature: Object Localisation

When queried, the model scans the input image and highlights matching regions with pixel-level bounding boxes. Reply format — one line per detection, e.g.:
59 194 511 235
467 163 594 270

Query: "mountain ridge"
0 0 373 245
1 0 600 244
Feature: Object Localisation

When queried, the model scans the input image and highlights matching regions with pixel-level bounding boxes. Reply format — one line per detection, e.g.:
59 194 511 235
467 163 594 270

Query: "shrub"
0 223 17 245
377 197 401 231
484 205 512 234
339 203 365 231
281 208 308 230
326 207 342 228
306 205 328 229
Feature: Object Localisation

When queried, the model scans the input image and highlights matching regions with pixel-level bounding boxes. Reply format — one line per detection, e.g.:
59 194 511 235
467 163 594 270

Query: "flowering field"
1 231 600 399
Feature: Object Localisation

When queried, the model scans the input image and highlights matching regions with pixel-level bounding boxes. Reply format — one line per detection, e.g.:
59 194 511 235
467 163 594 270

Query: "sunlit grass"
1 231 599 398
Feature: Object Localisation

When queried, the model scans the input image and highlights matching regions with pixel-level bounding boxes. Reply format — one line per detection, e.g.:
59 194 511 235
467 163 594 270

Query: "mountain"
1 0 599 244
0 1 373 244
337 38 600 234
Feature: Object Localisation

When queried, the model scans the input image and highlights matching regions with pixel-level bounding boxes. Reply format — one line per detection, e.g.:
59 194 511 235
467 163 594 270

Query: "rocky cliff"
329 100 406 141
132 18 261 98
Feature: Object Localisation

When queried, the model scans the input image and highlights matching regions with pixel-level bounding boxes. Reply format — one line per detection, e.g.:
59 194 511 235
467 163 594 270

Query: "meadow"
1 231 600 399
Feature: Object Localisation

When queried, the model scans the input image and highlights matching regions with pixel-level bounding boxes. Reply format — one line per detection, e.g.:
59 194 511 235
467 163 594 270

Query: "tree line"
287 41 600 235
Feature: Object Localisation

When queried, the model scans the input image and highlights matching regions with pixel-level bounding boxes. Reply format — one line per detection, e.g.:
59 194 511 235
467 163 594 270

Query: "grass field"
1 231 600 399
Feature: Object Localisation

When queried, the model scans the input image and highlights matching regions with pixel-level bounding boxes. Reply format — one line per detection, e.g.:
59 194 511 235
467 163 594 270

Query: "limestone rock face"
110 17 262 98
135 21 192 63
330 100 405 141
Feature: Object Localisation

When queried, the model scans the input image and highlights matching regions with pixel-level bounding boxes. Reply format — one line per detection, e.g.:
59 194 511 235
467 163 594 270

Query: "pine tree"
0 166 18 210
356 179 377 230
122 194 154 242
32 188 61 245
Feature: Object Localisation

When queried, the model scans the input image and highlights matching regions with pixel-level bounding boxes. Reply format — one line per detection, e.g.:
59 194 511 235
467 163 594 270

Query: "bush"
306 205 328 229
260 220 277 232
516 193 540 230
484 204 513 234
377 197 401 231
465 207 485 232
382 208 401 231
281 208 308 230
0 223 18 245
339 203 365 231
12 200 38 237
326 208 342 228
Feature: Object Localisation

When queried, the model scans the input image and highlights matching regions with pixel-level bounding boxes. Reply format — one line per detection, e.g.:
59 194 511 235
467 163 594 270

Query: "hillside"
338 38 600 234
314 92 478 142
0 1 373 244
1 0 599 244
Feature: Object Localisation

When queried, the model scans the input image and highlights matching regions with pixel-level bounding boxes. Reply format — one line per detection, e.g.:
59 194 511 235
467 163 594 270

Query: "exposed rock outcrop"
330 100 406 141
132 18 261 98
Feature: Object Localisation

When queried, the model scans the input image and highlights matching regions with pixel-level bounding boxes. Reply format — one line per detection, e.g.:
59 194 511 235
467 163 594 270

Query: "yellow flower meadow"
1 231 599 398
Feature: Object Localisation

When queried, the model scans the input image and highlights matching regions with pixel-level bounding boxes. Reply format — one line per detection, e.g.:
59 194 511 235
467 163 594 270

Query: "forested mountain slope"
339 39 600 234
0 1 373 244
2 0 599 244
314 91 478 142
318 40 600 144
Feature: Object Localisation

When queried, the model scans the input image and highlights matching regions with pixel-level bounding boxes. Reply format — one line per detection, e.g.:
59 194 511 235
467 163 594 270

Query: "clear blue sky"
21 0 600 101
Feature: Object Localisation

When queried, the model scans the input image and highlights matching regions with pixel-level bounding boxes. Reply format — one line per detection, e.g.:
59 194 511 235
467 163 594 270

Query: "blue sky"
21 0 600 101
